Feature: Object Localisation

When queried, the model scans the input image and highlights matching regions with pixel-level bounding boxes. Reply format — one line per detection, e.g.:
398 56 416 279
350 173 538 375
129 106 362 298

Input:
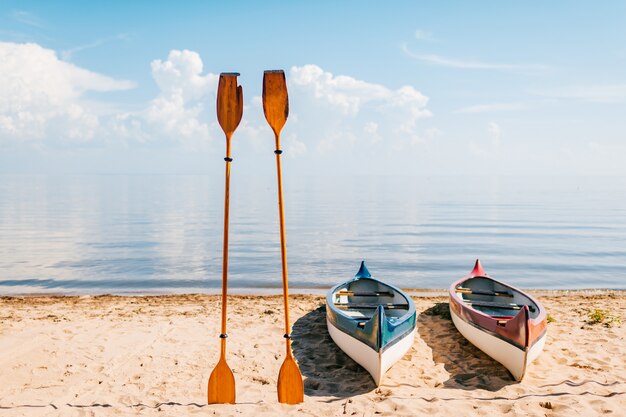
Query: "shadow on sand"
291 305 376 397
418 302 517 391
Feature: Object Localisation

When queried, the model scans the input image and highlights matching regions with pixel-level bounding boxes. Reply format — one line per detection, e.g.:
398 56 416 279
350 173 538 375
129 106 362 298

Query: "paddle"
262 70 304 405
208 73 243 405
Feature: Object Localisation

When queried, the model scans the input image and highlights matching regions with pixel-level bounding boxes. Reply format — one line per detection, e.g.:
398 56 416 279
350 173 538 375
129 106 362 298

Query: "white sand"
0 292 624 416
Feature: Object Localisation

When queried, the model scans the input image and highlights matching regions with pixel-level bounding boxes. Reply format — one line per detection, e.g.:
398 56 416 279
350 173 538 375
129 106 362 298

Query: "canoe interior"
457 277 541 319
327 274 416 352
332 278 409 320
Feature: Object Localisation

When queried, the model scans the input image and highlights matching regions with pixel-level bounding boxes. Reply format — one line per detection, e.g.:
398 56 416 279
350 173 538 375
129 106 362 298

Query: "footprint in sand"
556 356 568 365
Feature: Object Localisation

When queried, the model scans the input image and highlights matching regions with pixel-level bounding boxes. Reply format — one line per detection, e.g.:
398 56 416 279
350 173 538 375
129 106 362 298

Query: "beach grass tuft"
586 309 621 327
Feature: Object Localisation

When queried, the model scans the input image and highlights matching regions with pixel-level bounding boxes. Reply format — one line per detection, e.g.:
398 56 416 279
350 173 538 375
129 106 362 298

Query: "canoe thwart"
456 287 513 297
464 299 536 312
334 303 409 310
336 291 394 297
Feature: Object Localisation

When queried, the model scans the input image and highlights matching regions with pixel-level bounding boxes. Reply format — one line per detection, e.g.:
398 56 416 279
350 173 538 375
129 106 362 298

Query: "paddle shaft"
220 136 233 357
274 133 292 352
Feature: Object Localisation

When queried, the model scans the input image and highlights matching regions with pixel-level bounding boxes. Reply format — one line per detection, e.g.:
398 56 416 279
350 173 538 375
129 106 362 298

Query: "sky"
1 1 625 176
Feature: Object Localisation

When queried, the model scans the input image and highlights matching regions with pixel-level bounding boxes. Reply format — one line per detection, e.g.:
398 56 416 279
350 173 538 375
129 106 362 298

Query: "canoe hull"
327 318 415 386
326 261 416 386
450 306 546 381
449 260 547 381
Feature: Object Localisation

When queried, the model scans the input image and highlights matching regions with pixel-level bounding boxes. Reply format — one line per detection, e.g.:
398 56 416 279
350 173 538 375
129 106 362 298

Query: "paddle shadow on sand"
291 305 376 397
418 303 517 391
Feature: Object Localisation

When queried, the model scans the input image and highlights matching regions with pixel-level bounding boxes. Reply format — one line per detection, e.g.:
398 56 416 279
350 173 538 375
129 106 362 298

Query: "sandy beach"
0 291 624 416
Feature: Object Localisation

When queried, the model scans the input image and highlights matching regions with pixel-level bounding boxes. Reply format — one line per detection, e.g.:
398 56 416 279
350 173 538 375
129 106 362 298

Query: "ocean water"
0 174 624 295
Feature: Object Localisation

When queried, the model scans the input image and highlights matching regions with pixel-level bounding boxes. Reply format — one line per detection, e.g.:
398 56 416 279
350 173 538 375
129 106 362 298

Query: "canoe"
326 261 416 386
449 260 547 381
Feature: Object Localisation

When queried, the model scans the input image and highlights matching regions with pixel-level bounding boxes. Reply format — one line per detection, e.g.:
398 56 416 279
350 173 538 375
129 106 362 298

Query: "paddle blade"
207 357 236 404
217 73 243 138
262 70 289 136
277 354 304 404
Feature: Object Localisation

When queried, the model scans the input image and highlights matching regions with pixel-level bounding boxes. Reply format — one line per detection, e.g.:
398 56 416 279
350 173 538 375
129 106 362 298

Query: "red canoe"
449 260 547 381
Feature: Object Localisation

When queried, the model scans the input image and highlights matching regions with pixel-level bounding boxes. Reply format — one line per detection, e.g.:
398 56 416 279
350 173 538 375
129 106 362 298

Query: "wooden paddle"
208 73 243 405
262 70 304 405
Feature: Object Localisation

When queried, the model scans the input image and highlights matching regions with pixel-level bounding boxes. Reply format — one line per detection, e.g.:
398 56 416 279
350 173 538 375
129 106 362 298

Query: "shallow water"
0 175 624 294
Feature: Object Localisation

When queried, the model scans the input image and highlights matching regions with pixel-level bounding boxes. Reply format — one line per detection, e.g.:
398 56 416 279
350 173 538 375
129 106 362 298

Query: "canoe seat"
464 300 536 313
334 303 408 310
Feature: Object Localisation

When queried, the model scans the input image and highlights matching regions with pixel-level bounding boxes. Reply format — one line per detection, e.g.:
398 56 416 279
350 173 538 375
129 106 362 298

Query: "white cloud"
469 122 502 159
364 121 378 134
290 64 390 115
112 49 218 145
557 141 626 175
0 44 434 166
11 10 44 28
0 42 134 143
535 84 626 103
288 65 432 154
414 30 434 41
151 50 218 102
401 44 550 72
488 122 501 144
61 33 130 61
283 133 307 157
0 45 222 150
363 121 381 144
457 102 526 113
424 127 443 140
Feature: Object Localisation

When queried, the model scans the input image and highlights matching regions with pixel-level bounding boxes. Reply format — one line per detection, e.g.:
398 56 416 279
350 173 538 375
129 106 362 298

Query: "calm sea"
0 175 624 295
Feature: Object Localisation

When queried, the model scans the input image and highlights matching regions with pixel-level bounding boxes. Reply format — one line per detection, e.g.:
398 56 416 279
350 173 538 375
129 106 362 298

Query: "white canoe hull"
450 308 546 381
326 318 415 386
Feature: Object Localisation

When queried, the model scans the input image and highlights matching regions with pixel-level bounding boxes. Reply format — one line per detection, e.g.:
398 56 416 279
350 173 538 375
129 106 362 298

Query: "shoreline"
1 288 624 298
1 292 624 416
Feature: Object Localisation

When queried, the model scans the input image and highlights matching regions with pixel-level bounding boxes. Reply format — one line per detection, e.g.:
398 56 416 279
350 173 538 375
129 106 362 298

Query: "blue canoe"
325 261 416 385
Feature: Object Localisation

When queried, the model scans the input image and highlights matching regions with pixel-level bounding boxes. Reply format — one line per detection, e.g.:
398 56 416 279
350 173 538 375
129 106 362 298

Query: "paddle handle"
220 138 232 338
274 133 292 341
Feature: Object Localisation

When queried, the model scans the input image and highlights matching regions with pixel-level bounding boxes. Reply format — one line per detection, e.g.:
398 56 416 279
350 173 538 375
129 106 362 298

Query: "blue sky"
1 1 625 176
